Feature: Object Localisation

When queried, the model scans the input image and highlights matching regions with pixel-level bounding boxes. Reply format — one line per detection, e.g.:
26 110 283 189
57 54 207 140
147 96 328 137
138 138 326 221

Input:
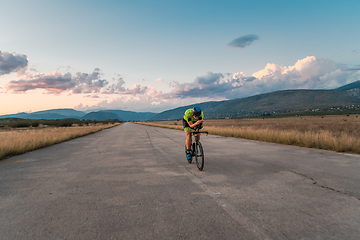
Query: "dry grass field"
138 115 360 154
0 123 121 160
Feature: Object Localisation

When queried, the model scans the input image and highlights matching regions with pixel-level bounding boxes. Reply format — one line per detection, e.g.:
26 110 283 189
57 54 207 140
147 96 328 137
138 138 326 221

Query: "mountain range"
149 80 360 120
0 109 156 121
1 80 359 121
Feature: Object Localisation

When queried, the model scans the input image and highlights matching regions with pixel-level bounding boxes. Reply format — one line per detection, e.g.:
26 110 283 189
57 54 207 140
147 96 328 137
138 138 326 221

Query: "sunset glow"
1 0 359 115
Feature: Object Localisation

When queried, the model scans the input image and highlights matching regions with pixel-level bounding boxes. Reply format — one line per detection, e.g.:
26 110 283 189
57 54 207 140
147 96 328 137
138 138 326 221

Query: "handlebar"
190 131 208 136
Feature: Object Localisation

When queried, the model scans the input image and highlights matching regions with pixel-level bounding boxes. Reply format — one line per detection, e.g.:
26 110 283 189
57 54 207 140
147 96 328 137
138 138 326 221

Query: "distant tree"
31 120 40 127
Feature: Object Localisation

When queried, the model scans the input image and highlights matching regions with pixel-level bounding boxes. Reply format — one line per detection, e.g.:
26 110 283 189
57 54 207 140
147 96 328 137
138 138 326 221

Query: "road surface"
1 122 359 239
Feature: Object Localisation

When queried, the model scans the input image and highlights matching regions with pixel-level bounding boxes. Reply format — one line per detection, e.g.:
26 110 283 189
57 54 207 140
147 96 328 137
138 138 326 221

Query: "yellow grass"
138 115 360 154
0 123 120 160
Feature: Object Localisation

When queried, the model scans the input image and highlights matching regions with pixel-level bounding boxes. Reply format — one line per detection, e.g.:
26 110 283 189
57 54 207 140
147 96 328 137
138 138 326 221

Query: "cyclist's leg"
183 119 192 151
184 129 192 161
185 130 192 150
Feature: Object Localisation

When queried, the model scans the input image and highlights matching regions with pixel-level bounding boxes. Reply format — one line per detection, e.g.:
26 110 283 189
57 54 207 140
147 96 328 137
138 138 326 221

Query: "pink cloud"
6 54 359 113
6 69 108 95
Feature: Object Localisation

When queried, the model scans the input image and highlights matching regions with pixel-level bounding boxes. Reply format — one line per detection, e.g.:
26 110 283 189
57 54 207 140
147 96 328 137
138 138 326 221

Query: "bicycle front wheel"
195 142 204 171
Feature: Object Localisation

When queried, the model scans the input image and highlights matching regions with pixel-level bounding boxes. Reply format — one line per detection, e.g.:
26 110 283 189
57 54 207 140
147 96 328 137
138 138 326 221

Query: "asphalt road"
1 122 359 239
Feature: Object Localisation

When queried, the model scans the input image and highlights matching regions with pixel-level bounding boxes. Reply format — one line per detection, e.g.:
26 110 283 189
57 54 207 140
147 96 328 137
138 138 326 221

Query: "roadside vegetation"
137 114 360 154
0 118 122 160
0 118 120 128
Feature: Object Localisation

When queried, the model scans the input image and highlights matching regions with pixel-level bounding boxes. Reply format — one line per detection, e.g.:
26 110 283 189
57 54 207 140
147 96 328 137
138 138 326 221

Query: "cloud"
162 56 360 101
84 95 100 98
161 71 257 100
0 51 28 76
101 77 150 96
5 53 360 113
57 65 72 71
6 68 108 94
163 72 227 99
228 34 259 49
6 66 155 98
70 56 360 113
75 94 218 113
347 65 360 71
250 56 349 90
156 78 163 83
74 56 360 113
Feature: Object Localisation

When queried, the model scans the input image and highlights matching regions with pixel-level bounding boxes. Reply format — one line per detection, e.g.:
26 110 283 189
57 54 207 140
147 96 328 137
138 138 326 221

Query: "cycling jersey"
183 108 204 132
183 108 204 123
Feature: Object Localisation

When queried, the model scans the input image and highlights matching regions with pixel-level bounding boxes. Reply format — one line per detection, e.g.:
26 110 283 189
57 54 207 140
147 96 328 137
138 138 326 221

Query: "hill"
33 109 85 118
149 81 360 120
104 110 156 121
81 111 122 121
0 108 155 121
2 80 359 121
335 80 360 90
0 109 85 120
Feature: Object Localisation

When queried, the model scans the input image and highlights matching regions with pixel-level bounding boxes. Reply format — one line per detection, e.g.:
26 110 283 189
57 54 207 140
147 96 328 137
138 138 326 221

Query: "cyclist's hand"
197 120 203 125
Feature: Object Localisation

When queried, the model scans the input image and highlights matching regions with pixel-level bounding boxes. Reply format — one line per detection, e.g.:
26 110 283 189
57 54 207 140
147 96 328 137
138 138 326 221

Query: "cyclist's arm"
193 115 203 129
187 120 203 129
198 116 203 128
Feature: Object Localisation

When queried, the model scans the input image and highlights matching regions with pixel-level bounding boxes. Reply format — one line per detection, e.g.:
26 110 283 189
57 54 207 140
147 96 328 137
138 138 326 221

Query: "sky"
0 0 359 115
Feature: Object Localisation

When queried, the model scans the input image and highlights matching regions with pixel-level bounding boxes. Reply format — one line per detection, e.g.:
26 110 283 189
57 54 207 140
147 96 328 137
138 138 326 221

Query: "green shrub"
31 120 40 127
8 121 31 128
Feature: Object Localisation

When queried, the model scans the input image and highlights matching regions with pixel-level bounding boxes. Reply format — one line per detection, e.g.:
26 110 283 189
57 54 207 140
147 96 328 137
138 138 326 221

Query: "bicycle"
185 128 208 171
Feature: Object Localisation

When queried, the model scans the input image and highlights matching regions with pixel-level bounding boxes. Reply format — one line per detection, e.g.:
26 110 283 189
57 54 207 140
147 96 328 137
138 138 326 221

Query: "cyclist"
183 106 204 161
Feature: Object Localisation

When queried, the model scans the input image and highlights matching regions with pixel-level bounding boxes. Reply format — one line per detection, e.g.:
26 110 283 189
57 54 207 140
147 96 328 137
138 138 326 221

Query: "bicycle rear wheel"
195 142 204 171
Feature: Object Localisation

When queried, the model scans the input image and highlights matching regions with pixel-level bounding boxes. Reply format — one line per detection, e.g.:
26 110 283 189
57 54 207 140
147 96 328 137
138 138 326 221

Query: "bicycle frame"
192 132 199 156
190 131 208 149
188 130 208 171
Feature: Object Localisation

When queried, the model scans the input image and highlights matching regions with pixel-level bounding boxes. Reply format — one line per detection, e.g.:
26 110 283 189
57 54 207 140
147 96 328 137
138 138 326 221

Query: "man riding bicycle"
183 106 204 161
